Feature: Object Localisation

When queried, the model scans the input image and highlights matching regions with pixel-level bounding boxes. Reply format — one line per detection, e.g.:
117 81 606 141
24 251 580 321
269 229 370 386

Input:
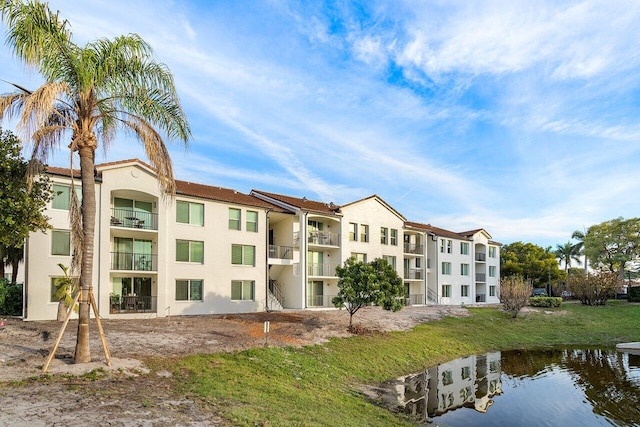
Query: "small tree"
567 271 619 306
53 264 78 321
333 257 404 330
500 275 532 318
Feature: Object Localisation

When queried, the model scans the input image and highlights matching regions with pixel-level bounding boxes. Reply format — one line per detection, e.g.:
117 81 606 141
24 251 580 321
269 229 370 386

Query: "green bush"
0 280 23 316
629 286 640 303
529 296 563 308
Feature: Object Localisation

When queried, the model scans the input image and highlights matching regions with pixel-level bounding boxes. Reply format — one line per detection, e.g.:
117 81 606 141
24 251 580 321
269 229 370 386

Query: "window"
380 227 388 244
175 279 203 301
232 244 255 266
461 242 469 255
360 224 369 242
442 370 453 386
51 184 81 210
229 208 241 230
246 210 258 232
440 239 445 253
176 240 204 263
489 246 497 258
390 229 398 246
489 266 496 277
349 222 358 241
176 201 204 226
461 285 469 297
231 280 255 301
447 240 452 253
351 252 367 263
461 263 469 276
442 284 451 298
50 277 77 302
51 230 71 256
383 255 396 270
489 285 496 297
415 258 421 268
442 262 451 275
461 366 471 380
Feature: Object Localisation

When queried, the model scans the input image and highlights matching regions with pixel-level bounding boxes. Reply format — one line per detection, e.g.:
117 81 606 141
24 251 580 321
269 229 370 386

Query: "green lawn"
164 302 640 426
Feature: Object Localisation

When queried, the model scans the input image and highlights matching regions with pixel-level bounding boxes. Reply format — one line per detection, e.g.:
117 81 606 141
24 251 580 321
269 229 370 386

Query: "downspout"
23 237 29 319
434 234 439 305
422 232 427 305
96 177 102 314
265 209 271 312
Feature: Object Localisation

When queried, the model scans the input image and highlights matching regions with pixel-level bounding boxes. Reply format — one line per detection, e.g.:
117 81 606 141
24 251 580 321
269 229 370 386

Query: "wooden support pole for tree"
42 289 112 372
42 291 81 372
89 289 111 366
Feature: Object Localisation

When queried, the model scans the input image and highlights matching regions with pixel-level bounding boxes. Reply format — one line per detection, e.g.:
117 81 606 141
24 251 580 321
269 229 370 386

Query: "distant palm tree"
555 241 582 273
0 1 190 363
571 229 588 272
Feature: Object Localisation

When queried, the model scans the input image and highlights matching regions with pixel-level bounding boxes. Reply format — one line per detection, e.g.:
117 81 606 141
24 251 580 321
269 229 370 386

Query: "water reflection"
377 349 640 426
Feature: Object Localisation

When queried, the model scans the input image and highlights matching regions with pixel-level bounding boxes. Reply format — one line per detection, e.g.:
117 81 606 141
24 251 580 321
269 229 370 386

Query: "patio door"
308 251 323 276
134 239 152 271
306 280 323 307
114 237 133 270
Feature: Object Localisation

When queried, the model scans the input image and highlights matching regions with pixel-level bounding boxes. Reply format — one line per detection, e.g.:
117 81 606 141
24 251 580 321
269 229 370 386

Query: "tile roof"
404 221 472 240
45 165 82 178
251 190 341 215
176 181 285 210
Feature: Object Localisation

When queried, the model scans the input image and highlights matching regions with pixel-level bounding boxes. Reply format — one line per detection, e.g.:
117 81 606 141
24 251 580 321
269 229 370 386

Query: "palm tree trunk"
74 146 96 363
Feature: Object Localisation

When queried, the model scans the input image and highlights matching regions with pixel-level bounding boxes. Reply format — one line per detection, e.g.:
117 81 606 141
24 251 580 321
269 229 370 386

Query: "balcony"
110 252 157 272
475 253 486 262
476 273 486 282
308 263 337 277
307 294 336 308
405 294 424 306
403 242 424 255
307 231 340 247
110 295 157 314
269 245 293 260
110 208 158 231
404 268 424 280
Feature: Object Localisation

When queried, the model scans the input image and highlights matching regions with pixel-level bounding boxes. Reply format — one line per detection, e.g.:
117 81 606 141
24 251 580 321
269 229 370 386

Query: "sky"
1 0 640 249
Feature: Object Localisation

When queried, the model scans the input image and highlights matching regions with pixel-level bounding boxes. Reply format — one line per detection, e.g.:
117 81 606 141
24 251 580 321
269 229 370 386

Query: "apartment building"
23 159 500 320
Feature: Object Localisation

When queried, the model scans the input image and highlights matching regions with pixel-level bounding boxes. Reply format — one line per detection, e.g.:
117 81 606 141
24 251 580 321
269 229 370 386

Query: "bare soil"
0 306 469 426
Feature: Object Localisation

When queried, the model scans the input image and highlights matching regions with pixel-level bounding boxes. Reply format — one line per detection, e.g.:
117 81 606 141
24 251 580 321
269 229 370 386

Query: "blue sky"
2 0 640 248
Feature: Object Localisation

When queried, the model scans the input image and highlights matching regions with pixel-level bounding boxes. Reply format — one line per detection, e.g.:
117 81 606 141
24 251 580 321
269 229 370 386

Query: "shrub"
0 280 23 316
500 275 532 318
629 286 640 303
529 297 563 308
566 271 620 306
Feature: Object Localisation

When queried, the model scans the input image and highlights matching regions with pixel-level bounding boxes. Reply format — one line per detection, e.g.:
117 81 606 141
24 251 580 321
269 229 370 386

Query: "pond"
375 348 640 426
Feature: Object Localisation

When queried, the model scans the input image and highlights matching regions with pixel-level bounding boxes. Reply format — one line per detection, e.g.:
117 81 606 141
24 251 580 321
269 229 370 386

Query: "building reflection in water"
384 351 503 420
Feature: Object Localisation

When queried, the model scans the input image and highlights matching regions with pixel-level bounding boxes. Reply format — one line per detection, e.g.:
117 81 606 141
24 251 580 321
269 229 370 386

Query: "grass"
161 302 639 426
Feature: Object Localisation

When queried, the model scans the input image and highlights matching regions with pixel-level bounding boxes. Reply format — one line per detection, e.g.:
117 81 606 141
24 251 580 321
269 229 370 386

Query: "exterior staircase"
267 280 285 311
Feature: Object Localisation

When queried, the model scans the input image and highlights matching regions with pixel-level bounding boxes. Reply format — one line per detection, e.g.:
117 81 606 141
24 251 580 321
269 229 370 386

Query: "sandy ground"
0 305 469 426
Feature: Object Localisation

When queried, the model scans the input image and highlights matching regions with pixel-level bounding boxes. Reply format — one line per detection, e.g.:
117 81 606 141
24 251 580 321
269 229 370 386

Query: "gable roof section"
459 228 492 239
251 190 341 216
340 194 406 221
404 221 472 241
177 181 284 210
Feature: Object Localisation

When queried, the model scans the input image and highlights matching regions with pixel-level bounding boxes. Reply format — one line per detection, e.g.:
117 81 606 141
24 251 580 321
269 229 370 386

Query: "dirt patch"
0 305 468 426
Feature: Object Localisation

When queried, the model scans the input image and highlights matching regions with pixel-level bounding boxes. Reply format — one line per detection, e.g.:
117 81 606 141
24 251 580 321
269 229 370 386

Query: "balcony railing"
403 242 424 254
476 273 486 282
307 231 340 246
308 263 337 277
476 294 486 303
110 295 157 313
110 208 158 231
269 245 293 260
307 294 336 308
110 252 157 271
404 268 424 280
405 294 424 306
475 253 486 262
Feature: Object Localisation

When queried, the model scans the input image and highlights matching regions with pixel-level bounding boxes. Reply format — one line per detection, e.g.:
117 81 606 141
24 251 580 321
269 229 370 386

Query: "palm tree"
572 229 588 272
0 1 190 363
53 263 78 322
554 241 582 273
